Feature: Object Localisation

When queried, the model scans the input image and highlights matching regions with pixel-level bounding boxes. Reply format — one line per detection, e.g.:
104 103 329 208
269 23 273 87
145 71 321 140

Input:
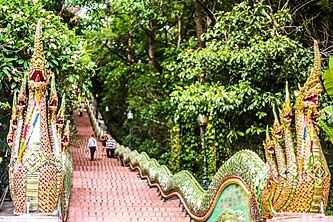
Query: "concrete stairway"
68 111 191 222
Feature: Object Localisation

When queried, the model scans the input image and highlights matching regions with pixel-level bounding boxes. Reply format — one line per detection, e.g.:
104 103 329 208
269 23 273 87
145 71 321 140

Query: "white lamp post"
199 114 209 190
127 110 133 149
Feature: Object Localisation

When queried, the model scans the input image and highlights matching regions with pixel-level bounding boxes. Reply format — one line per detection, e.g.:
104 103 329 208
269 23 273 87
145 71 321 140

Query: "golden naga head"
272 104 283 139
17 75 27 109
56 95 66 127
265 126 275 155
280 83 292 125
296 40 323 109
49 74 58 110
27 19 49 88
61 120 70 149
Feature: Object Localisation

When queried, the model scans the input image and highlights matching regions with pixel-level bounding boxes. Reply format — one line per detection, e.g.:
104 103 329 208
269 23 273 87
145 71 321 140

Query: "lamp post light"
105 106 109 131
95 94 99 119
199 114 209 190
127 110 133 150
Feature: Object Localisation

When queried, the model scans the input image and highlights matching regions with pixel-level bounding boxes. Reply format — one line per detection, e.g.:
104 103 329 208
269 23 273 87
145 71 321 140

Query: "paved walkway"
68 111 191 222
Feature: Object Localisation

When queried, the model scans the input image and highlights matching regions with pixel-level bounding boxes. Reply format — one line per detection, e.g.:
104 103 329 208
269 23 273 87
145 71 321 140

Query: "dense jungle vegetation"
1 0 333 214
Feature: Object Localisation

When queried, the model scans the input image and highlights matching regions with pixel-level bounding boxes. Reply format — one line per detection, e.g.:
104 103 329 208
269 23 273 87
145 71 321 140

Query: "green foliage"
271 0 333 52
83 0 184 160
167 2 312 179
320 56 333 215
322 57 333 101
318 106 333 143
0 102 10 110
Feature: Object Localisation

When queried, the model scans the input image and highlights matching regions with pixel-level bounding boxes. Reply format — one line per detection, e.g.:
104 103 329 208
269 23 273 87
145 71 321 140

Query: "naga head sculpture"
272 105 283 140
265 126 275 155
56 95 65 127
61 120 70 150
17 75 27 109
295 40 323 110
257 40 331 218
49 74 58 111
27 19 49 89
280 83 292 126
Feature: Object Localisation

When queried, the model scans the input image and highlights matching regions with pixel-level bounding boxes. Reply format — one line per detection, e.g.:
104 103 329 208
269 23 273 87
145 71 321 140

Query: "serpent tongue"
35 74 41 82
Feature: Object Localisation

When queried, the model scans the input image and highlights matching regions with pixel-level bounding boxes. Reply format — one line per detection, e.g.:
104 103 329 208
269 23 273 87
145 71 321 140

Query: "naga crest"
7 19 70 215
256 40 331 218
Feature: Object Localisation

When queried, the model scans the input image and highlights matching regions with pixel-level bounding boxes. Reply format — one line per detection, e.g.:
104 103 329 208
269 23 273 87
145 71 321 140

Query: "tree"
166 1 312 178
265 0 333 59
82 0 190 154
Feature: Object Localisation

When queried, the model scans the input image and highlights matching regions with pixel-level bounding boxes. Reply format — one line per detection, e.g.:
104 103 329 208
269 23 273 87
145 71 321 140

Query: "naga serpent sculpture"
7 19 72 215
255 40 330 218
110 40 331 221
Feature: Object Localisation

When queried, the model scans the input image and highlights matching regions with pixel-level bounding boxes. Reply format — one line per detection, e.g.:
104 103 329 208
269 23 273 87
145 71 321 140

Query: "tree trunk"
127 30 134 65
248 0 254 7
195 0 205 49
148 19 155 66
177 14 182 50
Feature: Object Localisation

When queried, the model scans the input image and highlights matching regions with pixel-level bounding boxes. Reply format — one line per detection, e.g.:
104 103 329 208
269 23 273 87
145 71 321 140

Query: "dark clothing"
106 149 114 158
89 146 96 160
102 135 108 147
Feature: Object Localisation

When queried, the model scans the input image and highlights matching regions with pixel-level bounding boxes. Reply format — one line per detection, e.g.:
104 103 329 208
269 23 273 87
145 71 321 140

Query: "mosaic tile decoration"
206 182 251 222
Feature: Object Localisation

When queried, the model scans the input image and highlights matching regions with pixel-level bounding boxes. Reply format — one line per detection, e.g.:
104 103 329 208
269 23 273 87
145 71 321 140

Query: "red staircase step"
68 111 190 222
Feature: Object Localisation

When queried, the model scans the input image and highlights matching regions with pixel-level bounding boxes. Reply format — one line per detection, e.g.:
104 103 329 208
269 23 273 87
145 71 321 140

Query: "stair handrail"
84 98 261 221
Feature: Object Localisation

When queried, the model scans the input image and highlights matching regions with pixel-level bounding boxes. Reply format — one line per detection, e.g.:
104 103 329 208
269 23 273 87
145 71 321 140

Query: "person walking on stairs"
87 134 97 161
106 135 115 158
101 132 108 156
